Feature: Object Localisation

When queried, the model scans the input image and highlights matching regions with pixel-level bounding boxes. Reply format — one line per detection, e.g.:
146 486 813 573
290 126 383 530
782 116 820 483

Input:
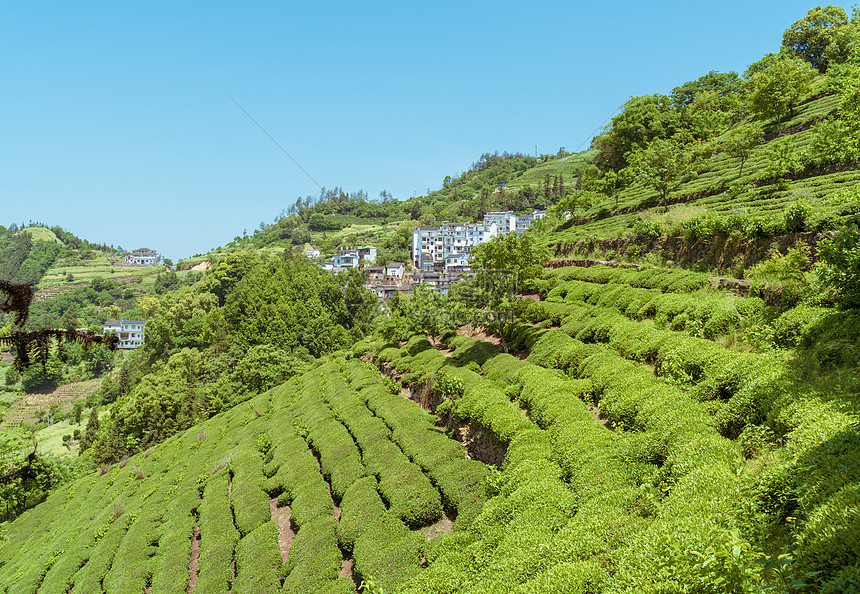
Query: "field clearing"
40 255 164 289
19 226 63 244
0 379 101 428
34 407 109 458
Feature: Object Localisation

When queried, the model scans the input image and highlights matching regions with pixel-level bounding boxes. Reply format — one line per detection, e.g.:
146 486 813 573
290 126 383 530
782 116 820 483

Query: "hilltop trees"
594 94 682 171
782 5 849 72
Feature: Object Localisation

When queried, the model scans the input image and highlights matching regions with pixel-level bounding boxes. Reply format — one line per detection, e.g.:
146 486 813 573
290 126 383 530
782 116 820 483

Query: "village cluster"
315 209 546 300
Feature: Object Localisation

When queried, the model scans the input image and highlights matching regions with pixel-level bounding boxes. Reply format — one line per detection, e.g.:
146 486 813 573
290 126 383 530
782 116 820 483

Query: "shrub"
784 199 812 232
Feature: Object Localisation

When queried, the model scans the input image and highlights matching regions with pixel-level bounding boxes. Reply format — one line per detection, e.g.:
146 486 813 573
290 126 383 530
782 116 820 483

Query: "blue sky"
1 1 851 261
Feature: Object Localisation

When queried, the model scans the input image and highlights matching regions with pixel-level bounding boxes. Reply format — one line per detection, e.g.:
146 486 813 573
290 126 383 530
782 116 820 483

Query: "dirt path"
187 524 200 593
269 499 295 564
586 404 613 431
420 513 454 541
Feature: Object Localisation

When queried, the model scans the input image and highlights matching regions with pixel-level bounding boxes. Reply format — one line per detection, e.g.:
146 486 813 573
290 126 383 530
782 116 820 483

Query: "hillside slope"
0 358 486 593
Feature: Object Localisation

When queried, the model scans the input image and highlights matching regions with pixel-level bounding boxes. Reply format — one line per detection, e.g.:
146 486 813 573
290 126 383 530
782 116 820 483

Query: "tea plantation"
4 256 857 591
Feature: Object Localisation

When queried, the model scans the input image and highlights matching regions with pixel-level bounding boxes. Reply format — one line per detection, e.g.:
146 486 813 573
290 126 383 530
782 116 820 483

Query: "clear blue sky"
1 1 851 261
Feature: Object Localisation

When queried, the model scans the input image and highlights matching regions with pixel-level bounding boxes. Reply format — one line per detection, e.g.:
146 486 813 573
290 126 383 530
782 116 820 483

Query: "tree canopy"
782 4 849 72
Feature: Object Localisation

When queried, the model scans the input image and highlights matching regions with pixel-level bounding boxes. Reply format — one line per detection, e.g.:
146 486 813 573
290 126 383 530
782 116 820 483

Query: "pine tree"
80 407 100 453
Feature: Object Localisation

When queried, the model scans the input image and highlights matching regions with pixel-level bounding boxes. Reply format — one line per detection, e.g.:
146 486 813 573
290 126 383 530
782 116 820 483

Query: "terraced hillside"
1 260 858 592
547 92 860 264
0 359 486 593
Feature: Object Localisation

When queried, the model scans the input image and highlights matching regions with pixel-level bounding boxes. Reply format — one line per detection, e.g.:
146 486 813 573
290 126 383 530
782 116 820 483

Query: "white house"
385 262 405 279
515 209 548 233
125 248 159 266
104 319 146 349
444 253 470 274
356 246 377 264
483 212 517 235
332 253 359 268
305 248 321 259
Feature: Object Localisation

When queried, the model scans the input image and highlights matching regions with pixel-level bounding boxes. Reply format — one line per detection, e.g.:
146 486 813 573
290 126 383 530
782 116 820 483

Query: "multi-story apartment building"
103 319 146 349
411 222 498 273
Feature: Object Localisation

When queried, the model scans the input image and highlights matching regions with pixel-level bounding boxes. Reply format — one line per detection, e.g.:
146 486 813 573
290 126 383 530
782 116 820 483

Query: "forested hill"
0 224 114 286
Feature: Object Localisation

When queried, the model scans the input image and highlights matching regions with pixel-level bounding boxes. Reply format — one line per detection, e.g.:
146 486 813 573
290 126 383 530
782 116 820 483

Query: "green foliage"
628 138 697 206
593 94 683 171
748 56 818 124
721 121 764 178
818 225 860 307
761 136 806 181
470 230 550 285
782 5 850 72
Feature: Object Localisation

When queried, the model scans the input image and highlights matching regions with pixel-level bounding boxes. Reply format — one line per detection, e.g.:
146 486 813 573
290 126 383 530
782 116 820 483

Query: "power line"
224 92 323 190
554 102 625 170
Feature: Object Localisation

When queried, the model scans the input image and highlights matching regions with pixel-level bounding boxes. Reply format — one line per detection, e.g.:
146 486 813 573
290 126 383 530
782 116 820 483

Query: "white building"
385 262 405 279
444 253 470 274
483 212 518 235
515 209 548 233
305 248 321 259
103 319 146 349
331 253 358 268
125 248 159 266
411 222 498 273
356 246 377 264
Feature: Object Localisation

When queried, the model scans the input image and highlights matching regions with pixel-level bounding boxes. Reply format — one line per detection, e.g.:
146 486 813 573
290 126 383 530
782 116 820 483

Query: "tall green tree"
593 94 682 171
597 169 631 211
782 5 849 72
628 138 696 207
79 407 100 453
747 56 818 124
721 122 764 178
470 231 550 287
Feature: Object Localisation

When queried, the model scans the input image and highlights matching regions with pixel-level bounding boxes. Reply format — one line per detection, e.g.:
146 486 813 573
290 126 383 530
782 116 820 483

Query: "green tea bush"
377 461 443 529
196 473 239 594
232 522 283 593
455 383 534 443
282 514 343 592
149 515 195 593
772 303 827 348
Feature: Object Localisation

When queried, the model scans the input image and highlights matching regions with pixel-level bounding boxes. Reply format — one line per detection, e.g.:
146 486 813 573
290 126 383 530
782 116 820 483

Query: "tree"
628 138 696 207
671 70 742 107
470 231 550 287
72 401 83 425
136 294 160 318
818 225 860 307
782 5 849 73
597 169 631 211
79 407 100 453
593 94 682 171
747 56 818 125
722 122 764 178
761 136 804 180
406 284 452 346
